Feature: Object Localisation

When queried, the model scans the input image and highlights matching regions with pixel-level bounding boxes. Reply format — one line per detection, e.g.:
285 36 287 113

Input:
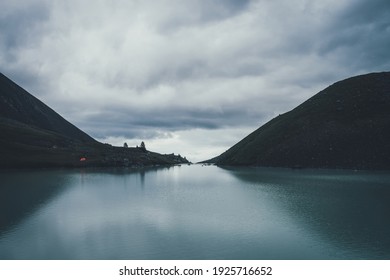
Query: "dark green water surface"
0 165 389 259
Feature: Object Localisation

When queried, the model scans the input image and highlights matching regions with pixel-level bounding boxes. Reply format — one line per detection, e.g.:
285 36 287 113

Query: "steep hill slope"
210 72 390 170
0 73 96 144
0 73 188 168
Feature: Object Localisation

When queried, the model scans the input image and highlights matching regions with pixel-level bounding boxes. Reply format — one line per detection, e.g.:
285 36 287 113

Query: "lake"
0 165 389 260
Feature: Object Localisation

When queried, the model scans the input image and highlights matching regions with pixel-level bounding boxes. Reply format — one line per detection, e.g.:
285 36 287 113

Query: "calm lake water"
0 165 389 260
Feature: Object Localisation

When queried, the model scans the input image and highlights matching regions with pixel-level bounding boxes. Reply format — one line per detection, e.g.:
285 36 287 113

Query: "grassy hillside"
211 72 390 170
0 73 189 168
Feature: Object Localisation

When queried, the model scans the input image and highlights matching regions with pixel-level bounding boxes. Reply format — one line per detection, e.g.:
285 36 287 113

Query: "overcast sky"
1 0 389 162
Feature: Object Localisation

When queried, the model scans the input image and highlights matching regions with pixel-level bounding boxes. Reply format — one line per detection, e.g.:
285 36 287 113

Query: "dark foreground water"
0 165 389 260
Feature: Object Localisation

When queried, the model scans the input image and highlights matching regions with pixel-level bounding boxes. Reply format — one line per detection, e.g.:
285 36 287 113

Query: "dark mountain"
209 72 390 170
0 73 189 168
0 73 95 144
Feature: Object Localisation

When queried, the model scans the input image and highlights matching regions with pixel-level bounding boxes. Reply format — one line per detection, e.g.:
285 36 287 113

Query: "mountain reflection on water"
220 166 390 259
0 170 69 234
0 165 389 259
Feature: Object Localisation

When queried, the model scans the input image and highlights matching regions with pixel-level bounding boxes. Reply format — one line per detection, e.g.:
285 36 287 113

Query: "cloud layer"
1 0 390 161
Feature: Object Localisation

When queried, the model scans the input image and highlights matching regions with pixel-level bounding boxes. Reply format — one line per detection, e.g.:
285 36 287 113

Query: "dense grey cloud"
319 0 390 70
1 0 389 161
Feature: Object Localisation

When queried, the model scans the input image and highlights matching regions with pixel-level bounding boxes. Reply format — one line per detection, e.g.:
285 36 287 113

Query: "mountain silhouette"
209 72 390 170
0 73 188 168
